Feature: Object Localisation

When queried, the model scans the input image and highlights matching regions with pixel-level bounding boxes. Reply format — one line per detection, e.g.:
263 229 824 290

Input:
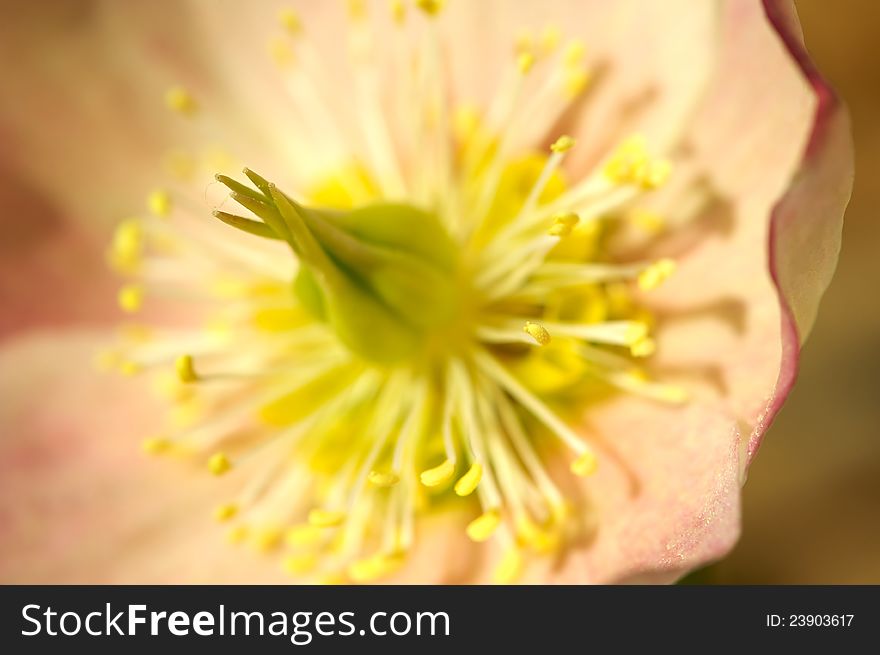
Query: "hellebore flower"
0 0 852 584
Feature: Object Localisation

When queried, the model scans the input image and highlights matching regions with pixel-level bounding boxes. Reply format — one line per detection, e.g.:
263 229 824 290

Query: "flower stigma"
102 1 692 584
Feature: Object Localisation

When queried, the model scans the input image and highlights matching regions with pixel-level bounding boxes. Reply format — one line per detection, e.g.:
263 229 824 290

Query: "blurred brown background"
697 1 880 584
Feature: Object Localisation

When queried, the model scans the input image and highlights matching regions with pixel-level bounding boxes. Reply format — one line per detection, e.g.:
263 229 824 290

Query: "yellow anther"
94 349 120 372
604 134 649 184
141 436 170 456
119 360 142 377
564 39 586 66
278 8 302 35
623 321 649 345
208 452 232 476
419 459 455 487
283 553 318 576
268 38 295 69
164 85 197 116
514 30 534 56
523 321 551 346
637 258 677 291
108 221 142 274
563 67 591 98
570 451 597 477
516 51 536 75
175 354 199 383
640 158 672 189
466 509 502 542
317 572 347 586
493 548 524 584
163 149 196 181
255 527 283 552
454 462 483 496
120 323 154 343
286 524 322 547
630 337 656 358
117 284 143 313
282 553 318 575
630 209 666 234
226 525 249 545
415 0 444 17
540 24 562 52
657 384 690 404
347 0 367 21
368 470 400 488
213 503 238 522
550 135 576 153
390 0 406 24
453 104 481 143
147 189 172 217
308 508 346 528
348 553 404 582
548 212 579 236
515 515 560 554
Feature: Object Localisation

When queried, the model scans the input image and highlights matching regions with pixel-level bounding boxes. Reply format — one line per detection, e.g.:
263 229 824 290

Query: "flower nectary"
102 2 700 584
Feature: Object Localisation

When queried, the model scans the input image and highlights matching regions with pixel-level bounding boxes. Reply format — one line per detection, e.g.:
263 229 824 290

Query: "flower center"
102 1 691 583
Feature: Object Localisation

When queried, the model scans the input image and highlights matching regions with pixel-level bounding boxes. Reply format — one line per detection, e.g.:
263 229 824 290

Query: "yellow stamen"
515 515 560 554
548 212 579 237
514 31 535 56
637 258 677 291
117 284 143 313
348 553 404 582
286 524 323 547
213 503 238 522
368 470 400 488
563 67 591 98
623 321 649 345
640 159 672 189
564 39 586 66
163 149 196 181
268 38 295 69
540 24 561 53
390 0 406 24
141 436 170 456
148 189 172 218
308 508 346 528
347 0 367 21
208 452 232 476
226 525 249 545
255 527 283 552
517 52 536 75
454 462 483 497
630 209 666 234
630 337 656 358
283 553 318 575
164 86 197 116
278 8 302 35
570 451 597 477
550 135 575 153
494 547 524 584
109 219 142 273
419 459 455 487
175 354 199 383
466 509 502 542
523 321 551 346
415 0 444 17
119 360 142 377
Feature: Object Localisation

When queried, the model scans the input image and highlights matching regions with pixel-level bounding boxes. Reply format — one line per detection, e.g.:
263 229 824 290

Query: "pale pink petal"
0 332 482 583
540 0 851 583
0 168 122 339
